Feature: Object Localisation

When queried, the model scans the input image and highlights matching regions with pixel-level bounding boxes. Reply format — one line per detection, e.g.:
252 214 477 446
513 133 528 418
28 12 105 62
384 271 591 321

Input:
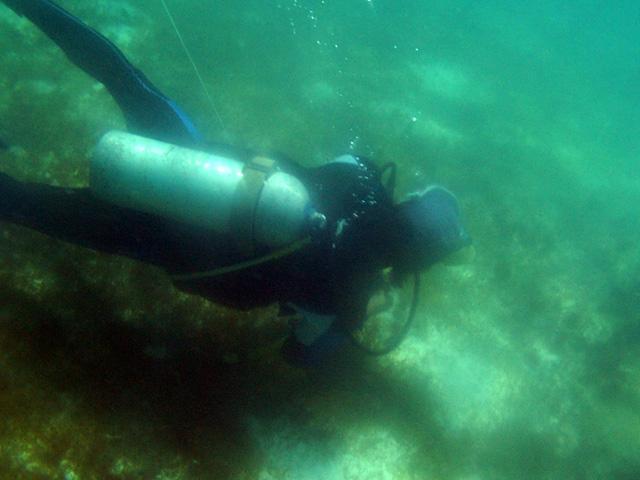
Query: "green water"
0 1 638 479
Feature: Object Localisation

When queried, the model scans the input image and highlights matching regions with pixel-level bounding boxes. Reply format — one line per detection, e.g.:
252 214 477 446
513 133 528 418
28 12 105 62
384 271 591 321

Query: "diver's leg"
0 169 247 281
2 0 201 146
0 172 178 267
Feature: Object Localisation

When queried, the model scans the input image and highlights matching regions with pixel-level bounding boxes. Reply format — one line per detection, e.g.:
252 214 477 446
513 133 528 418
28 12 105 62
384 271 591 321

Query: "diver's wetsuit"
0 0 402 363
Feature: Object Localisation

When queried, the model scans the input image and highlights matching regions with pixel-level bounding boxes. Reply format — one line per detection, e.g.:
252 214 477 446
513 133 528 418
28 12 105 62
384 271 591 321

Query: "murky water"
1 1 638 479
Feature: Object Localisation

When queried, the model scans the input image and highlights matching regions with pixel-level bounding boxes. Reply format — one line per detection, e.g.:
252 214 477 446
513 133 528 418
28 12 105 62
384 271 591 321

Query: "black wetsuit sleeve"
3 0 201 146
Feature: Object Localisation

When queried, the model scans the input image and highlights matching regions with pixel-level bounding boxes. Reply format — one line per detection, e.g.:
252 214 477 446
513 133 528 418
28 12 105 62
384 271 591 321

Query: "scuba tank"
90 131 317 251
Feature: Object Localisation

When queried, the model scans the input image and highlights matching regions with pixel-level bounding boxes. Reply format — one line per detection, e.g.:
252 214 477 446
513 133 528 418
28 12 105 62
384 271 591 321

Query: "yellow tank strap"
230 156 277 254
169 236 311 282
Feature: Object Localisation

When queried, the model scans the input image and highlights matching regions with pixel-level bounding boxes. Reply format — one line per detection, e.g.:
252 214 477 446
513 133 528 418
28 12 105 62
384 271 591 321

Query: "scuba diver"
0 0 471 366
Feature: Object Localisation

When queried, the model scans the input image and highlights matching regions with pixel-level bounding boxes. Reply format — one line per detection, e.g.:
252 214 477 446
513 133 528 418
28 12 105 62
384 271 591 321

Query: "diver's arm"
2 0 201 146
278 286 370 368
281 321 349 368
279 301 371 368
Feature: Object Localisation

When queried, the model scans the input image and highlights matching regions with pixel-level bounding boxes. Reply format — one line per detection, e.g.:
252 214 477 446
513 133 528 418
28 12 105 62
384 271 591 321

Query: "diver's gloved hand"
279 304 348 368
281 322 349 368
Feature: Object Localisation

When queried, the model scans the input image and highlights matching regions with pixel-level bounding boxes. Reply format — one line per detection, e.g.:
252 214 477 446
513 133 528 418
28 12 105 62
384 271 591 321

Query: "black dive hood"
395 185 472 272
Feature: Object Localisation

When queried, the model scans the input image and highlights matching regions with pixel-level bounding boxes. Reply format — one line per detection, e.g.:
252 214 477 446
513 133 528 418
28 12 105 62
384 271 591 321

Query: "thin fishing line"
160 0 225 132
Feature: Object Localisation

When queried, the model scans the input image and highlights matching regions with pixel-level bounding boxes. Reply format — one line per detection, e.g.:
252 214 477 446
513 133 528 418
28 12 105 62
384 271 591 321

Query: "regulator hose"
348 273 421 356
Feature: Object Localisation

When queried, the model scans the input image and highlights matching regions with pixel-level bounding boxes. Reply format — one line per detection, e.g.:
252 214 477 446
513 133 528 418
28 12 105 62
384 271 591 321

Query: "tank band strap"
230 156 277 254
